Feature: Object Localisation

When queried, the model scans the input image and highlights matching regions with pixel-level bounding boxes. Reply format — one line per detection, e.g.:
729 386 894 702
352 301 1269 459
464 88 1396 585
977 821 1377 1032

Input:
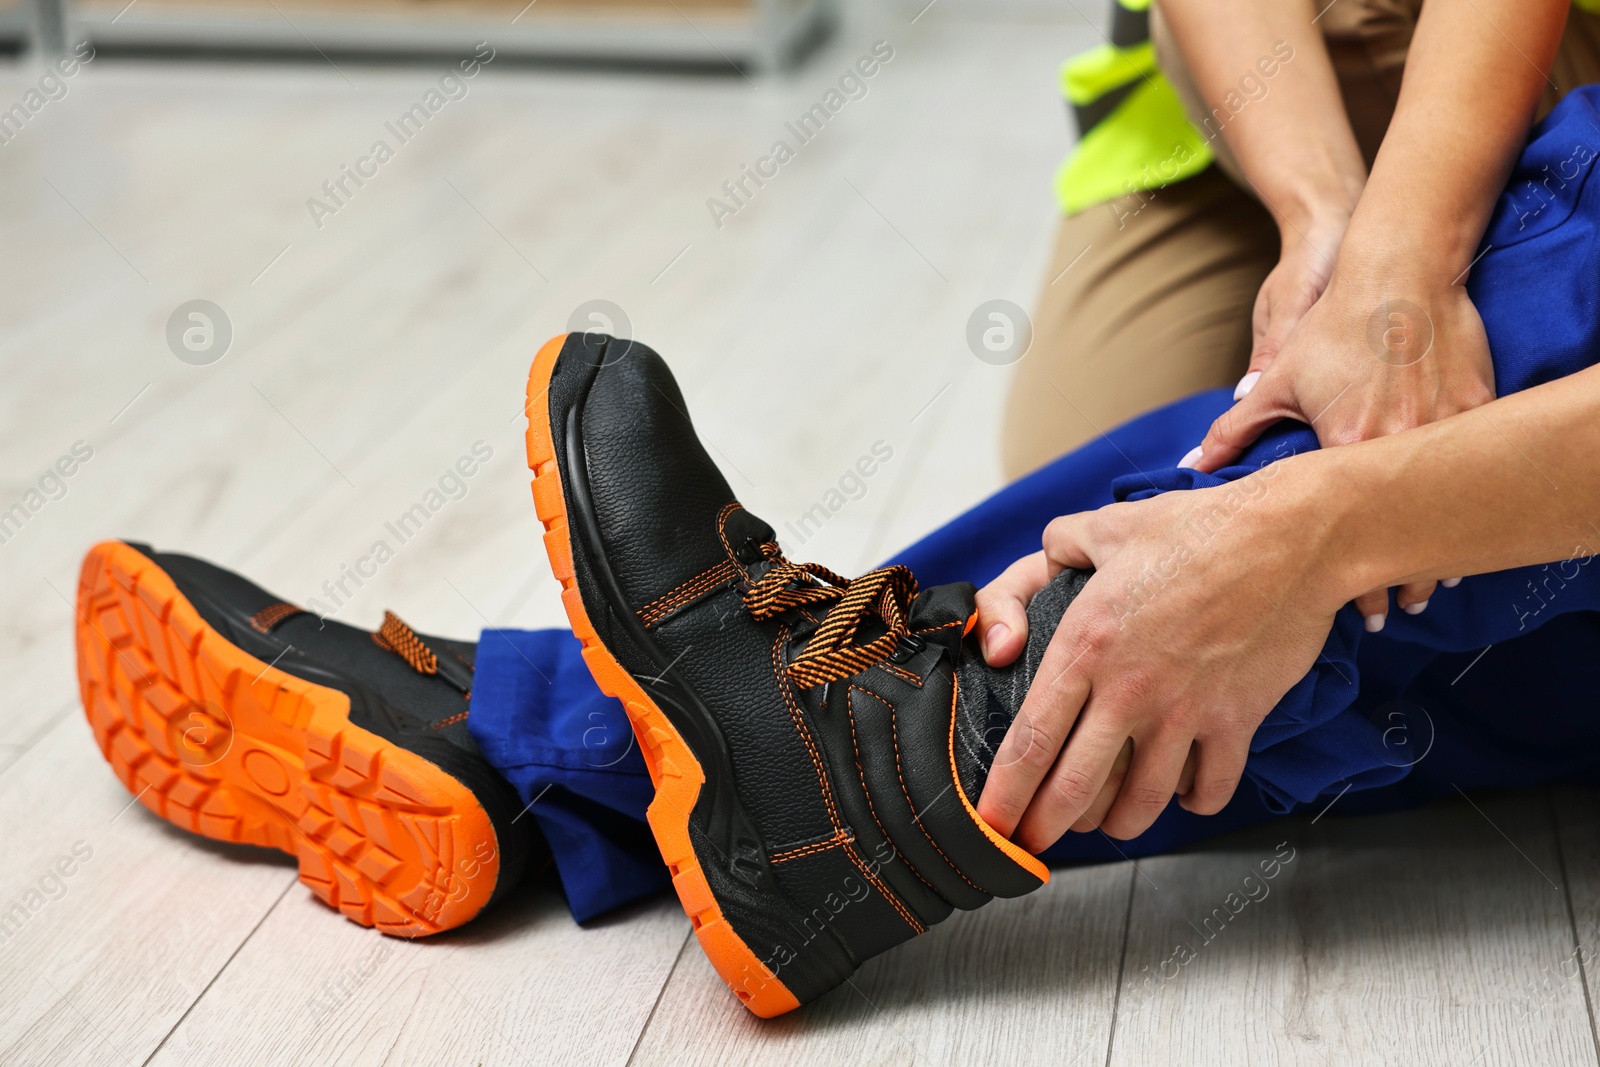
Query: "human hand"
974 467 1346 849
1190 270 1495 627
1238 217 1348 394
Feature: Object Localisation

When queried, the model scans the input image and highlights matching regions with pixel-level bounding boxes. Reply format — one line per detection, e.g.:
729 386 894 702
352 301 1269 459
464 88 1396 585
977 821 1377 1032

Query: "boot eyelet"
887 633 926 665
734 537 765 565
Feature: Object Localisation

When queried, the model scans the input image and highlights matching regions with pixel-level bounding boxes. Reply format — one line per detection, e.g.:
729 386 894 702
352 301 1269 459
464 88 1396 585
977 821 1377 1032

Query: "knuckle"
1017 739 1057 774
1002 718 1060 774
1048 764 1099 808
1158 703 1200 734
1108 670 1159 709
1047 630 1103 675
1077 622 1115 660
983 798 1024 832
1124 784 1171 811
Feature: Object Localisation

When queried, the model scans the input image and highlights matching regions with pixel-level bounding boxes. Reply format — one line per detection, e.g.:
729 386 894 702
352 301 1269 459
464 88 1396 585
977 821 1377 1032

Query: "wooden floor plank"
0 717 297 1065
629 862 1132 1067
1550 787 1600 1053
1107 792 1600 1067
144 889 690 1066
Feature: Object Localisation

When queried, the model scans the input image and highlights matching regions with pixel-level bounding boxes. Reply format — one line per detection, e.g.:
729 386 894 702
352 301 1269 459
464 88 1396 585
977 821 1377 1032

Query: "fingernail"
1403 599 1429 615
1442 577 1462 588
1233 370 1261 400
1178 445 1203 469
1364 613 1386 633
984 624 1009 655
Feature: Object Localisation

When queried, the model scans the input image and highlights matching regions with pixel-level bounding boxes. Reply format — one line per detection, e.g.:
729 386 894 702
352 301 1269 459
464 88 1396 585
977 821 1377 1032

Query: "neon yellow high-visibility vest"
1054 0 1211 216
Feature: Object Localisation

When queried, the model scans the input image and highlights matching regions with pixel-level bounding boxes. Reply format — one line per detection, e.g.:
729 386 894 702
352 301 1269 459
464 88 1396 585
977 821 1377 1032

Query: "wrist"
1268 179 1361 243
1274 449 1393 610
1322 242 1474 311
1335 203 1487 291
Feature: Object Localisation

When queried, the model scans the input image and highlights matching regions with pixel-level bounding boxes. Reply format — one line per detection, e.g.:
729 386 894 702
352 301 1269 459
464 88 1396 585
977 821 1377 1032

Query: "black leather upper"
546 334 1044 1005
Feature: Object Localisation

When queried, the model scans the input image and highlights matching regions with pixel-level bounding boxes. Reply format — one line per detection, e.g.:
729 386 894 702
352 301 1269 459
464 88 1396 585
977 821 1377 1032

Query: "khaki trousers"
1002 0 1600 480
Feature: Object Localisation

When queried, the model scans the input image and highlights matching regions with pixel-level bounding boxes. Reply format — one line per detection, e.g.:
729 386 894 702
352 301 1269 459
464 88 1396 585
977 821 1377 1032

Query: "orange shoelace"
370 610 472 721
371 610 440 675
741 541 920 688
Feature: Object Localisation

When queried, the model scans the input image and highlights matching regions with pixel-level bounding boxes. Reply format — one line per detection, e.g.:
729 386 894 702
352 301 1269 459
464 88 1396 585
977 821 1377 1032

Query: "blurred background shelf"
61 0 835 71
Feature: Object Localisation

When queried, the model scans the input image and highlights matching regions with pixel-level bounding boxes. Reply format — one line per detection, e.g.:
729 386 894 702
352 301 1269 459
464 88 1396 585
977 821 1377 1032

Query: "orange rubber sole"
74 541 499 936
525 334 802 1018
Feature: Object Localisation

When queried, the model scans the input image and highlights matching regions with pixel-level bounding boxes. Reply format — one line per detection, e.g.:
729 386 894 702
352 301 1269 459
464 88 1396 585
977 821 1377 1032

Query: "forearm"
1337 0 1566 283
1158 0 1366 232
1292 366 1600 600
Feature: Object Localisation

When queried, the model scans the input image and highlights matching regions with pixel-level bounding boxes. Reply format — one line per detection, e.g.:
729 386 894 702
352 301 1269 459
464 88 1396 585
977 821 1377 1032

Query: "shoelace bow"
741 541 921 688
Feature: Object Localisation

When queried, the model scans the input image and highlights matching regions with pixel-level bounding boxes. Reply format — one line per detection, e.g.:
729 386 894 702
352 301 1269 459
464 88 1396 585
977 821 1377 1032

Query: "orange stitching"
771 841 834 864
771 627 846 831
847 682 987 897
431 710 468 730
640 575 720 626
637 558 741 628
845 685 939 895
846 844 924 933
714 501 745 560
878 662 922 686
770 830 853 864
772 627 923 934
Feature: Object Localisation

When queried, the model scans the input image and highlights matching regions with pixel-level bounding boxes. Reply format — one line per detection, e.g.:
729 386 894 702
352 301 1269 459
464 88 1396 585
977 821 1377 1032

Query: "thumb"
1193 377 1292 474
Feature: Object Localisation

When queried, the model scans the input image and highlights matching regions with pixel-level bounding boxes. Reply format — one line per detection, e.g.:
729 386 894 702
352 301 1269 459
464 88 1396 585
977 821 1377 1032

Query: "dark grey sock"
953 568 1092 801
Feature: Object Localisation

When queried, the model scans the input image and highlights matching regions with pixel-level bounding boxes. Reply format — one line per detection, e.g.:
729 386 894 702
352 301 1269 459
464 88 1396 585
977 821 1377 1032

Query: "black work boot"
524 333 1047 1016
75 541 545 936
